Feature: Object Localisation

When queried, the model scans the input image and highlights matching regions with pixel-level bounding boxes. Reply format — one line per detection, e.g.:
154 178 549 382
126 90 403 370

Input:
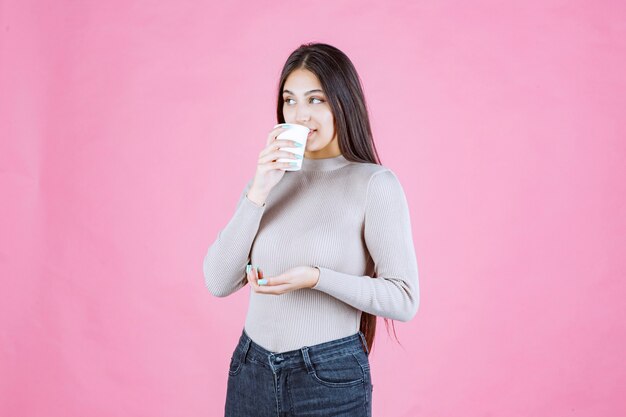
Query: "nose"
295 105 311 123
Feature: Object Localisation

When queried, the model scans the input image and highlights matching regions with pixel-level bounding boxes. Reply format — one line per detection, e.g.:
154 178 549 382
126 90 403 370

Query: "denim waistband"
235 328 370 372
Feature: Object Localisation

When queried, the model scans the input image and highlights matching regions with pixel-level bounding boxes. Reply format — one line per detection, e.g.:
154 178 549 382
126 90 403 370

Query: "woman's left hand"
246 265 320 295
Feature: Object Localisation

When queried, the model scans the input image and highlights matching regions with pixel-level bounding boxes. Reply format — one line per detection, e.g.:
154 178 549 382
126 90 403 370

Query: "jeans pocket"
309 352 365 388
228 348 244 376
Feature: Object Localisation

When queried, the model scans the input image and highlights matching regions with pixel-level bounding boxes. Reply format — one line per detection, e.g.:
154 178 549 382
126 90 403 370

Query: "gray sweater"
203 153 420 353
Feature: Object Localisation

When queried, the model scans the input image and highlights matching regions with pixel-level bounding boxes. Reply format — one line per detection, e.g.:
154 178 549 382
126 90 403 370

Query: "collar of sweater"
300 154 351 172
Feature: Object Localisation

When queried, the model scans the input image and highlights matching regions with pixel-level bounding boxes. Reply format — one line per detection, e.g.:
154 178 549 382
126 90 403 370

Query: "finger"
258 274 290 286
253 283 293 295
246 266 254 288
253 266 265 286
259 148 300 164
266 127 290 146
259 140 301 160
253 266 262 285
246 264 259 289
256 267 266 285
257 153 297 167
256 160 298 172
256 269 268 286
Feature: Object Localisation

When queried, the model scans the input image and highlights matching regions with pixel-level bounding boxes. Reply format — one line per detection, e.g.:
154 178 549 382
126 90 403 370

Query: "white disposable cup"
273 123 310 171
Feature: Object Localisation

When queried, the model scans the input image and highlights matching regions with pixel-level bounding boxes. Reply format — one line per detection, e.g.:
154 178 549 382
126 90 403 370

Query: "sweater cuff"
311 265 347 292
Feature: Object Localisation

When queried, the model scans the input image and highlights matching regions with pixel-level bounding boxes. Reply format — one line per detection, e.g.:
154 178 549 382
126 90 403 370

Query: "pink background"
1 0 625 416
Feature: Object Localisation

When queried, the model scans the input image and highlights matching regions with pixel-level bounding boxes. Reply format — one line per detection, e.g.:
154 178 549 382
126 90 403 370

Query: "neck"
300 154 351 172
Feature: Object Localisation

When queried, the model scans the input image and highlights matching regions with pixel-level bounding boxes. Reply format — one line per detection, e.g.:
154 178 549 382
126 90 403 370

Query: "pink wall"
1 0 625 416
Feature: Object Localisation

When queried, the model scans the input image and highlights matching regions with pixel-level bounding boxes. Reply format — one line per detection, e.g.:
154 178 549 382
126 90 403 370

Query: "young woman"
203 42 420 417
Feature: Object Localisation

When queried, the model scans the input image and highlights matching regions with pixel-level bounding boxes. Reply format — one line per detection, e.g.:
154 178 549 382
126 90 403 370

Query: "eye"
283 97 325 105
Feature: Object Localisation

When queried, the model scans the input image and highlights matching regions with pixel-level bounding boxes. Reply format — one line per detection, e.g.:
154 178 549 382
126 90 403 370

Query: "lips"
308 129 316 137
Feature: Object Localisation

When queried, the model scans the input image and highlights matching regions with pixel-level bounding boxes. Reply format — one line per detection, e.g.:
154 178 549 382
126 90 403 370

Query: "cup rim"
274 123 310 132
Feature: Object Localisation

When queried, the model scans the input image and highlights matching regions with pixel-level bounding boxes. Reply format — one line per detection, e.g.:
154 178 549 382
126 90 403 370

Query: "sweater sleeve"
311 169 420 322
203 178 266 297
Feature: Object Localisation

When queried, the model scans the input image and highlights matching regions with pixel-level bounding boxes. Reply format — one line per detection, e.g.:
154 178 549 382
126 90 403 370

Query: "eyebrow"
282 89 325 96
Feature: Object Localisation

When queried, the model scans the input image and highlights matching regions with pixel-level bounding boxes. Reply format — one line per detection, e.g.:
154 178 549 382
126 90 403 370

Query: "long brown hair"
275 42 401 354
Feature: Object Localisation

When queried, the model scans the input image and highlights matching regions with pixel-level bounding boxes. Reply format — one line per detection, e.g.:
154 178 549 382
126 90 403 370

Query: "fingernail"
246 264 251 274
258 279 268 285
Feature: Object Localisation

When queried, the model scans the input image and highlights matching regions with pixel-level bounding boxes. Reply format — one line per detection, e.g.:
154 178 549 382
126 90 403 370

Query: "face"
282 68 341 158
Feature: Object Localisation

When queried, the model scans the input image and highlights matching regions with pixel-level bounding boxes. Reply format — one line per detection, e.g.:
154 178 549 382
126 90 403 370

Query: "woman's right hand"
246 126 303 205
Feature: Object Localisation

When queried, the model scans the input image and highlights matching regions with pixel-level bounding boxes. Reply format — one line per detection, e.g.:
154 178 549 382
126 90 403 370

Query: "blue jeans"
225 328 373 417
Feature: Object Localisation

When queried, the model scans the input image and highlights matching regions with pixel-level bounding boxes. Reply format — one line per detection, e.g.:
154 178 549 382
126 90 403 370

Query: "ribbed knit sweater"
203 153 419 353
